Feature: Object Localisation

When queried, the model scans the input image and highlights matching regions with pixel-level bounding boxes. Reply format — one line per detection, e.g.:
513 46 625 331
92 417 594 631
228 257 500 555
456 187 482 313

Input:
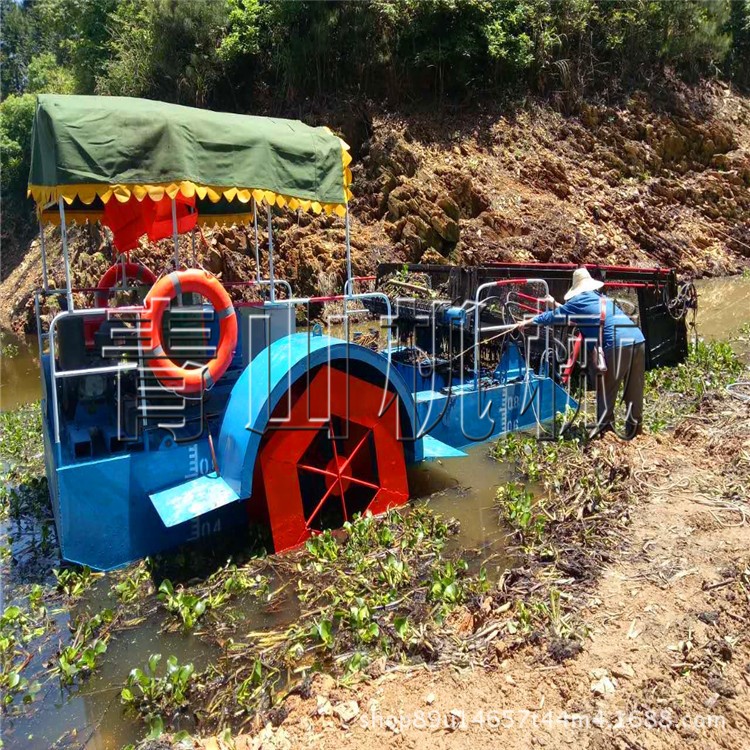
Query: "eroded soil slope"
2 80 749 334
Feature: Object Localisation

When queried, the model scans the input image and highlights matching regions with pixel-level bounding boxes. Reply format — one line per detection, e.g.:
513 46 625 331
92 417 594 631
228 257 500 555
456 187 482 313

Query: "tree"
728 0 750 87
97 0 229 106
27 52 75 94
0 93 37 236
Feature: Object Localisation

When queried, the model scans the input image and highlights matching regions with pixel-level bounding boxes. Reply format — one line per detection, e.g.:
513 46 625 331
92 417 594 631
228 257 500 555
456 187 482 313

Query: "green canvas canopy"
28 95 352 216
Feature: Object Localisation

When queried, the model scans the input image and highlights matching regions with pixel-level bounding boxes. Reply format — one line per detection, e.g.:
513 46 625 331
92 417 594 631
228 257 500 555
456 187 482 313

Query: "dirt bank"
2 80 749 335
190 392 750 750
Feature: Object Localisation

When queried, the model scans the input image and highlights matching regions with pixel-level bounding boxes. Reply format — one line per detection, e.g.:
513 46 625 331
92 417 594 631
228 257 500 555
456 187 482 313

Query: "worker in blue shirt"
519 267 646 439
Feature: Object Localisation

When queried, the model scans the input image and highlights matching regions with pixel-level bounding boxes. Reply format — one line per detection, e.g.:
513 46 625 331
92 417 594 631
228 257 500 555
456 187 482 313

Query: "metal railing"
472 278 551 389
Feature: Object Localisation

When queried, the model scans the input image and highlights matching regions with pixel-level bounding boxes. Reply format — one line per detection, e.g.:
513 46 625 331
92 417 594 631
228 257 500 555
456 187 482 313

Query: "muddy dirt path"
220 397 750 750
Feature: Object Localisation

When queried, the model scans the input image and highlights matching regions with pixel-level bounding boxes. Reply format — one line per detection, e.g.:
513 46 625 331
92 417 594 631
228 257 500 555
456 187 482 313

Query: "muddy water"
0 332 41 411
694 275 750 360
1 275 749 749
411 445 515 578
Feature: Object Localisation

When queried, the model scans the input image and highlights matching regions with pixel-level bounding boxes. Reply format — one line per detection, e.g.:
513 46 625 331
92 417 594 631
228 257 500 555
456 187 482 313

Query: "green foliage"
506 587 573 636
0 93 36 232
54 565 101 599
3 0 744 111
644 339 745 430
728 0 750 87
158 563 268 629
157 579 208 630
305 530 339 564
429 559 468 605
54 609 113 684
219 0 263 63
0 402 42 468
97 0 229 106
113 560 153 603
121 653 195 726
0 601 45 705
26 53 75 94
496 481 547 544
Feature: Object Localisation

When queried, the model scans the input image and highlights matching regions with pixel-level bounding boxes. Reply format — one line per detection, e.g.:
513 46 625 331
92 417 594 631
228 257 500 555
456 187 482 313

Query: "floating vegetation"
112 559 154 603
53 608 114 685
53 565 102 599
644 340 744 431
121 654 196 732
0 600 46 706
191 507 482 733
158 562 270 631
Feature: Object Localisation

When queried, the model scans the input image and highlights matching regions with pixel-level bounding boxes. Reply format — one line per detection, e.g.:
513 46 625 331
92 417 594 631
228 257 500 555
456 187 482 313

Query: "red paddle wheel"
251 364 410 552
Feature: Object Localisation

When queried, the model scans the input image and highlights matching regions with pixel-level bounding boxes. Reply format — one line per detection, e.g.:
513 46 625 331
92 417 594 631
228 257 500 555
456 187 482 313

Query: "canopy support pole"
39 219 49 293
266 204 275 303
191 227 197 267
58 198 73 310
252 198 261 284
171 198 179 269
345 205 353 293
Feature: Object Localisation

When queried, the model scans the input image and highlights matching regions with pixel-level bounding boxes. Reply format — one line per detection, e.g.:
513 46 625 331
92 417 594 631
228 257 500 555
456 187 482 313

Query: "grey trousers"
594 342 645 440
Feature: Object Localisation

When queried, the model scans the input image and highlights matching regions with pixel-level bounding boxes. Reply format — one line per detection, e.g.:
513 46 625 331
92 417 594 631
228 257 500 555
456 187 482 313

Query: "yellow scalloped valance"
30 180 352 219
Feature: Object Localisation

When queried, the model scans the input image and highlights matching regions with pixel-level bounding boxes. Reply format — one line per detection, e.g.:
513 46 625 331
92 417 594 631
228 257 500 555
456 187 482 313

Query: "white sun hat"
564 267 604 300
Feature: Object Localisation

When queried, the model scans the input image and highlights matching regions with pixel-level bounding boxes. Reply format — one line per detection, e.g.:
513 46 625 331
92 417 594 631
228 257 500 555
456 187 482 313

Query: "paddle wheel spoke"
297 463 339 480
304 478 341 530
339 473 381 492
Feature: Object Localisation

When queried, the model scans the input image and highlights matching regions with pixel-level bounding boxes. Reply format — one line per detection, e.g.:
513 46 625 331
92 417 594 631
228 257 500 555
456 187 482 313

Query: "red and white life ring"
95 261 156 309
85 261 157 345
141 269 237 395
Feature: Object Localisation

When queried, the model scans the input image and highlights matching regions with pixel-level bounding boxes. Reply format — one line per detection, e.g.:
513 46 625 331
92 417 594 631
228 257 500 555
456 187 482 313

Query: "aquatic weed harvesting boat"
28 95 691 571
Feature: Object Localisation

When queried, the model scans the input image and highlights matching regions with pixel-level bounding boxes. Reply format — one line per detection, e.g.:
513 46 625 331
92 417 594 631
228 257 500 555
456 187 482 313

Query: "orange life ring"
142 269 238 395
85 261 157 345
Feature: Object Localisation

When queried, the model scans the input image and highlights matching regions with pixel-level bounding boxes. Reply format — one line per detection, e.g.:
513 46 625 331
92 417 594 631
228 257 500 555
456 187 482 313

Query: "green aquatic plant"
158 563 269 630
236 658 279 708
0 402 47 522
305 530 339 564
190 506 474 726
348 597 380 644
121 653 195 727
644 340 744 431
377 552 409 589
54 565 101 599
429 559 468 606
158 579 209 630
113 560 153 603
0 603 45 705
496 482 546 546
313 617 335 649
54 608 114 685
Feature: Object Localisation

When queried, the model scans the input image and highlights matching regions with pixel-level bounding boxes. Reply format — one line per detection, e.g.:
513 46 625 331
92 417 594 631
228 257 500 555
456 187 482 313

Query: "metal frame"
472 278 550 389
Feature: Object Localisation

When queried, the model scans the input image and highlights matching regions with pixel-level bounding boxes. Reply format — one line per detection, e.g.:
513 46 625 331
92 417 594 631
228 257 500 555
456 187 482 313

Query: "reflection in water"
0 333 41 412
694 276 750 360
410 444 515 579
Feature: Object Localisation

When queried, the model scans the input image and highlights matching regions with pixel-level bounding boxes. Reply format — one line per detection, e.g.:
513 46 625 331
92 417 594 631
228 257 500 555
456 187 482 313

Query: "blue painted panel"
420 434 468 460
150 473 239 528
217 334 422 498
414 376 576 450
57 453 131 569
